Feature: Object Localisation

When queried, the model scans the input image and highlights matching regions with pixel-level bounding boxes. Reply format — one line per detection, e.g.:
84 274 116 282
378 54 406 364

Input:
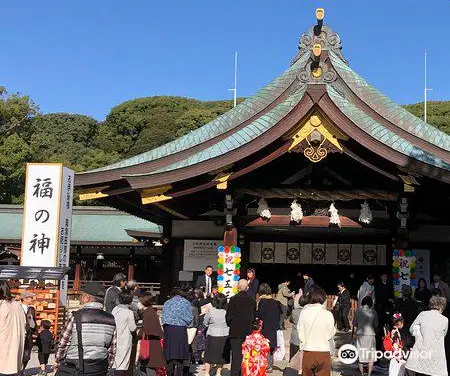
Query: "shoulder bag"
56 311 85 376
301 307 335 355
139 329 151 361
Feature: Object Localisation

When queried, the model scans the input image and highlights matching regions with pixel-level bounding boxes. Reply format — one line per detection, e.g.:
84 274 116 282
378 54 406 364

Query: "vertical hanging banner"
217 246 241 299
21 164 74 306
392 250 417 298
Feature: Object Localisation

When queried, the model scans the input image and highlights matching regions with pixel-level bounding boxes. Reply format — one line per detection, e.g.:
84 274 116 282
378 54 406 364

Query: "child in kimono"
388 313 406 376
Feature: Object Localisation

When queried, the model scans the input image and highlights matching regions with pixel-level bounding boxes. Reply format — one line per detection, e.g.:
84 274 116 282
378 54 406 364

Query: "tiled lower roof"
0 205 161 244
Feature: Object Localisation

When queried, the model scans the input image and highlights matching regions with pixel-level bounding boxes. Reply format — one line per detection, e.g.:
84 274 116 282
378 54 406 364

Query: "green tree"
0 90 37 203
403 101 450 134
29 113 119 172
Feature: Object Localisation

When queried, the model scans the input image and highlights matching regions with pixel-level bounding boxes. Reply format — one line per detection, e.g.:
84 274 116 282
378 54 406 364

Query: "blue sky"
2 1 449 120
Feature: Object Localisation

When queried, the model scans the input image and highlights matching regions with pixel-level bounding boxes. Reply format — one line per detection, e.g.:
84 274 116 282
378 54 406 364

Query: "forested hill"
0 88 448 203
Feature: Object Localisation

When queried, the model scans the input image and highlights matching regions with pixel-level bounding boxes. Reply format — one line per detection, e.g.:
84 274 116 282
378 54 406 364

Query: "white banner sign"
217 246 241 299
183 239 221 271
21 164 74 306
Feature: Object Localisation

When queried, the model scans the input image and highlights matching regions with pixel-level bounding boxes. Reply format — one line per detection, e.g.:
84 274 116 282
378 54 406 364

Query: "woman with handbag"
203 293 230 376
162 288 193 376
298 287 335 376
138 292 166 376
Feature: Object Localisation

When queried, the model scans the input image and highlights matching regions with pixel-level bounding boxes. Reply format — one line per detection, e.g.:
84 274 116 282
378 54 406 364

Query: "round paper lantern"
218 286 224 293
218 246 225 253
236 263 241 269
217 275 224 281
218 268 223 275
232 287 238 294
234 257 241 264
234 275 240 281
234 270 240 275
405 250 410 257
399 250 404 256
218 257 224 264
393 250 399 256
217 263 224 269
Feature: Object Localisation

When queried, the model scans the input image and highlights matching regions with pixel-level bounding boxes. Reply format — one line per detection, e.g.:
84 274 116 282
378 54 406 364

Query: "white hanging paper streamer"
290 200 303 223
359 200 372 224
329 203 341 227
257 198 271 220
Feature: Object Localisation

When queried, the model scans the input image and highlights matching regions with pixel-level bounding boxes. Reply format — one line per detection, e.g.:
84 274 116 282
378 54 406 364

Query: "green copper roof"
0 205 160 244
83 50 311 174
327 85 450 171
329 51 450 152
125 85 308 177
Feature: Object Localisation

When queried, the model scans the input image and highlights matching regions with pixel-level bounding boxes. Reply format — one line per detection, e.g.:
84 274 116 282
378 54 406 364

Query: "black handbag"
56 311 85 376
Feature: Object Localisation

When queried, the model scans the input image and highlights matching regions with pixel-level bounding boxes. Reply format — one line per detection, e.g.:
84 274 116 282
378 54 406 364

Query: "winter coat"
276 283 294 307
112 304 137 370
0 300 26 374
140 306 166 369
406 310 448 376
357 282 375 306
256 296 281 350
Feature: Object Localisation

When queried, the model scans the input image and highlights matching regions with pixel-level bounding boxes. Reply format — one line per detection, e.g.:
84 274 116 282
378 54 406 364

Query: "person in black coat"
36 320 54 376
246 268 259 299
303 272 315 296
414 278 431 306
256 283 281 372
226 279 256 376
195 265 216 297
336 281 351 331
104 272 127 313
375 272 392 328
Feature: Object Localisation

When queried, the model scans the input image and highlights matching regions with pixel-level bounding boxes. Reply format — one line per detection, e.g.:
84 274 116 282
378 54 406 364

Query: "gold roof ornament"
289 114 344 163
316 8 325 21
214 172 232 190
78 186 110 201
141 185 172 205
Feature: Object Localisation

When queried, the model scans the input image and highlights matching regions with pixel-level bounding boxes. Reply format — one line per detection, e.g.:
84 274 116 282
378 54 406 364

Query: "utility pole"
424 51 433 123
229 51 238 108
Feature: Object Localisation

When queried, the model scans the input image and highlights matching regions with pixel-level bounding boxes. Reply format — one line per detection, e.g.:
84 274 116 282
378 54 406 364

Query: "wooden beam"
153 203 190 220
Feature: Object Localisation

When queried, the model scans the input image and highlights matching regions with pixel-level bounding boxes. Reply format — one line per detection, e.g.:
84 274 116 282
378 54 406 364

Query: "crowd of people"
0 268 449 376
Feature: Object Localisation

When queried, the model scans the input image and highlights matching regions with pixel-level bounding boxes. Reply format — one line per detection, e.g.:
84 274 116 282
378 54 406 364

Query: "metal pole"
424 51 427 123
234 51 238 108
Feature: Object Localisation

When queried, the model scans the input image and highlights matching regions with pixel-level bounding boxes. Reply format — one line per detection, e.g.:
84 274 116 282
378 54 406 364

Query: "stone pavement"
25 329 389 376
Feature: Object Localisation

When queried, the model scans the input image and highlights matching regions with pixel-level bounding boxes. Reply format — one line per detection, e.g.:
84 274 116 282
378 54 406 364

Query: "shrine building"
75 10 450 295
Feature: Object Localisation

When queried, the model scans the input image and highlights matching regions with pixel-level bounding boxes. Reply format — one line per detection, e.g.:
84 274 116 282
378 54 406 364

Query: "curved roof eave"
124 88 314 189
326 85 450 174
328 51 450 152
78 50 311 178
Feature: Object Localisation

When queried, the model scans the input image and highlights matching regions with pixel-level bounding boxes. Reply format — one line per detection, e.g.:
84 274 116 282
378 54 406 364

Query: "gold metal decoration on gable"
141 185 172 205
78 186 110 201
312 44 322 57
214 172 232 190
312 66 323 78
289 114 343 163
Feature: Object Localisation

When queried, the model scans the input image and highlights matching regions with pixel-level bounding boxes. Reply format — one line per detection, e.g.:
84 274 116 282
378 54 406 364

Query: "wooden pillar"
160 221 173 302
128 246 136 281
73 245 82 292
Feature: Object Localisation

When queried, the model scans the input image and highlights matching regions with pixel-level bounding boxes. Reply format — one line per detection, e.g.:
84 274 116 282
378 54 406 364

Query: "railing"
67 280 161 296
